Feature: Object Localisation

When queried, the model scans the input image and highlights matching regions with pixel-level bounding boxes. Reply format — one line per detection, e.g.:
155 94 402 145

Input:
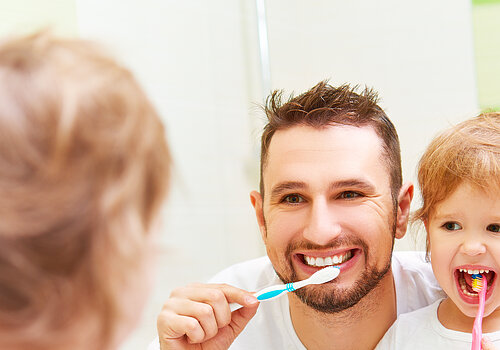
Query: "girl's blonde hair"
0 32 170 349
414 113 500 254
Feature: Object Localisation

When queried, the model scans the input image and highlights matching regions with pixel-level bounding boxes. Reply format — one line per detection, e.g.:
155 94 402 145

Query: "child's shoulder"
376 300 443 350
392 251 446 314
396 299 441 325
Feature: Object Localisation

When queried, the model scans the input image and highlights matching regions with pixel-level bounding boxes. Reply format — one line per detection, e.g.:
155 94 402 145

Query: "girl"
377 113 500 349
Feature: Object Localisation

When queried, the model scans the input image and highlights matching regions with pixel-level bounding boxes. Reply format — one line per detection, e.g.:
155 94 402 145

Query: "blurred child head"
0 32 170 349
414 113 500 321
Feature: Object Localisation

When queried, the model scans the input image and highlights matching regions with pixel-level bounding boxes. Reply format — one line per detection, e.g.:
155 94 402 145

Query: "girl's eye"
340 191 360 199
487 224 500 233
442 222 462 231
283 194 304 204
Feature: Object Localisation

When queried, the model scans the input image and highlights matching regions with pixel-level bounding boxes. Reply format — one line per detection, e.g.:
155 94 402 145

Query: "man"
150 81 444 350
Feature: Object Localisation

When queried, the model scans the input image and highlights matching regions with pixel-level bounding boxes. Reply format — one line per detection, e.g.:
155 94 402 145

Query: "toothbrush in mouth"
471 273 487 350
230 266 340 311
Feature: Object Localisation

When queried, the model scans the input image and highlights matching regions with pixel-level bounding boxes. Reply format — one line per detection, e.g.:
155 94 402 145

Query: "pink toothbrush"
471 274 487 350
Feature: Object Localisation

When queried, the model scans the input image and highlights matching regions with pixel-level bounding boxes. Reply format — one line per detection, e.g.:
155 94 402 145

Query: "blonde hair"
414 113 500 254
0 32 170 349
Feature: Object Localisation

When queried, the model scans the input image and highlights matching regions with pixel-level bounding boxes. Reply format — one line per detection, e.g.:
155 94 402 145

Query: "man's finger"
180 283 258 329
158 310 205 343
229 302 259 337
216 284 259 308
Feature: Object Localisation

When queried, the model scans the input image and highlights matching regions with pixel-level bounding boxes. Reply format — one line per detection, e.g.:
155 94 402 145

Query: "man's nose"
460 231 486 257
302 198 342 245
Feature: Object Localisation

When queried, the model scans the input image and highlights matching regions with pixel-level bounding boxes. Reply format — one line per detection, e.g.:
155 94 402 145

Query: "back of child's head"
0 32 170 349
415 112 500 224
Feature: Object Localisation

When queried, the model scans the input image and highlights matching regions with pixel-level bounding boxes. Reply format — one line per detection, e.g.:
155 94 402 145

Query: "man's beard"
270 219 396 314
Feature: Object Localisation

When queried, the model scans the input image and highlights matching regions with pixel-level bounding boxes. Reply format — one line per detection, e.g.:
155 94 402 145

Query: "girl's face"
428 182 500 324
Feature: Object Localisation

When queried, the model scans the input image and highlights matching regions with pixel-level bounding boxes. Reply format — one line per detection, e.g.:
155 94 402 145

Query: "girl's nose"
460 231 486 256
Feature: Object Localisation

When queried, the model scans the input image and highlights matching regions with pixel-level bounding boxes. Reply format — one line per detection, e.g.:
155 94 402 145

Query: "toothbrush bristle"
471 274 484 292
309 266 340 284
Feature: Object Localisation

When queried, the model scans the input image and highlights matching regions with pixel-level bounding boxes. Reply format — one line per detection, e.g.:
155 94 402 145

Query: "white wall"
0 0 478 348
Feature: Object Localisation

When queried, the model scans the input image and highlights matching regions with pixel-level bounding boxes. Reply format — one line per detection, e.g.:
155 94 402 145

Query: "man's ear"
250 190 267 241
394 182 414 239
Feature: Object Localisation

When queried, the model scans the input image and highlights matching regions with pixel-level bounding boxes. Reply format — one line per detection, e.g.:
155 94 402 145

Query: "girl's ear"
423 218 431 260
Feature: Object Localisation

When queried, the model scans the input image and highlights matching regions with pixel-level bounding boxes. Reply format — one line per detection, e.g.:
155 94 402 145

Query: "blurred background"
0 0 498 348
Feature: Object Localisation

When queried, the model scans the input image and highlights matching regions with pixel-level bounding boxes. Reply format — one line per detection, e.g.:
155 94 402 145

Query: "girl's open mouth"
455 268 496 298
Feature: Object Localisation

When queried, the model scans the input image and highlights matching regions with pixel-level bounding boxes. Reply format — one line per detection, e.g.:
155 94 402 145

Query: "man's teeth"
458 268 490 274
304 251 352 267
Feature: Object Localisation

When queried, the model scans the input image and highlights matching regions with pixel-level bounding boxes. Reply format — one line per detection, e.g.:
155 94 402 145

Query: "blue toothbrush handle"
257 289 286 300
256 283 296 301
230 282 296 310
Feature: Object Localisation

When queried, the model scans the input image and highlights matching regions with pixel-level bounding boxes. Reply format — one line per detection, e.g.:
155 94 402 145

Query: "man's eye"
283 194 304 204
442 222 462 231
487 224 500 233
340 191 360 199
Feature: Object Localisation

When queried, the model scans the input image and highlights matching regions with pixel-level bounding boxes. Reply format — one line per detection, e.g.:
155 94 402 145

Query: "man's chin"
293 266 391 314
294 286 366 313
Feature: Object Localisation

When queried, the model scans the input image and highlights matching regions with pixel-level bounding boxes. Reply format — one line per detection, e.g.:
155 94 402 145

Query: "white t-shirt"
148 251 445 350
375 299 500 349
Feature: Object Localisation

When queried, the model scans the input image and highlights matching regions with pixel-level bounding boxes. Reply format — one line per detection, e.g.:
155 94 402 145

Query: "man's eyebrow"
270 181 307 199
269 179 376 199
329 179 376 192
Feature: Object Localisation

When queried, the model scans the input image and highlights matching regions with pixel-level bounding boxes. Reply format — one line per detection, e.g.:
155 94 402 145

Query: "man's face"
251 124 407 313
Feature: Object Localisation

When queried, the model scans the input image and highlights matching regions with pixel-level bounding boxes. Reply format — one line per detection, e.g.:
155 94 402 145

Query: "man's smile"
292 247 364 277
302 250 353 267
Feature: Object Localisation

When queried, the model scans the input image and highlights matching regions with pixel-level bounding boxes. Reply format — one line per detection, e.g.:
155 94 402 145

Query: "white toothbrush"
230 266 340 311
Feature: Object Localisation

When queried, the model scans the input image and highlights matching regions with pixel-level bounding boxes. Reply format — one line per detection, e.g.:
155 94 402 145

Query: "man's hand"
157 283 259 350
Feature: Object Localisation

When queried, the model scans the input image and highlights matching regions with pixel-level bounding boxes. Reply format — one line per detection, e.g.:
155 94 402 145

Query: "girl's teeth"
459 277 479 297
458 268 490 274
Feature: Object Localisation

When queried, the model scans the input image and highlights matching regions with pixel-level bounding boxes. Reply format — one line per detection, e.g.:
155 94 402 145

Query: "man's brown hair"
260 81 402 204
0 32 170 349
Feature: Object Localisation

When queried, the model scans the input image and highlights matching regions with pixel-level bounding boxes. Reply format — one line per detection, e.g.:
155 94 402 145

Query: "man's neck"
288 269 397 350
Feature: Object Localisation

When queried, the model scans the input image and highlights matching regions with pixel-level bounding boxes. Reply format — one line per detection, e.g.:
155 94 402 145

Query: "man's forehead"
262 124 388 190
265 124 383 165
